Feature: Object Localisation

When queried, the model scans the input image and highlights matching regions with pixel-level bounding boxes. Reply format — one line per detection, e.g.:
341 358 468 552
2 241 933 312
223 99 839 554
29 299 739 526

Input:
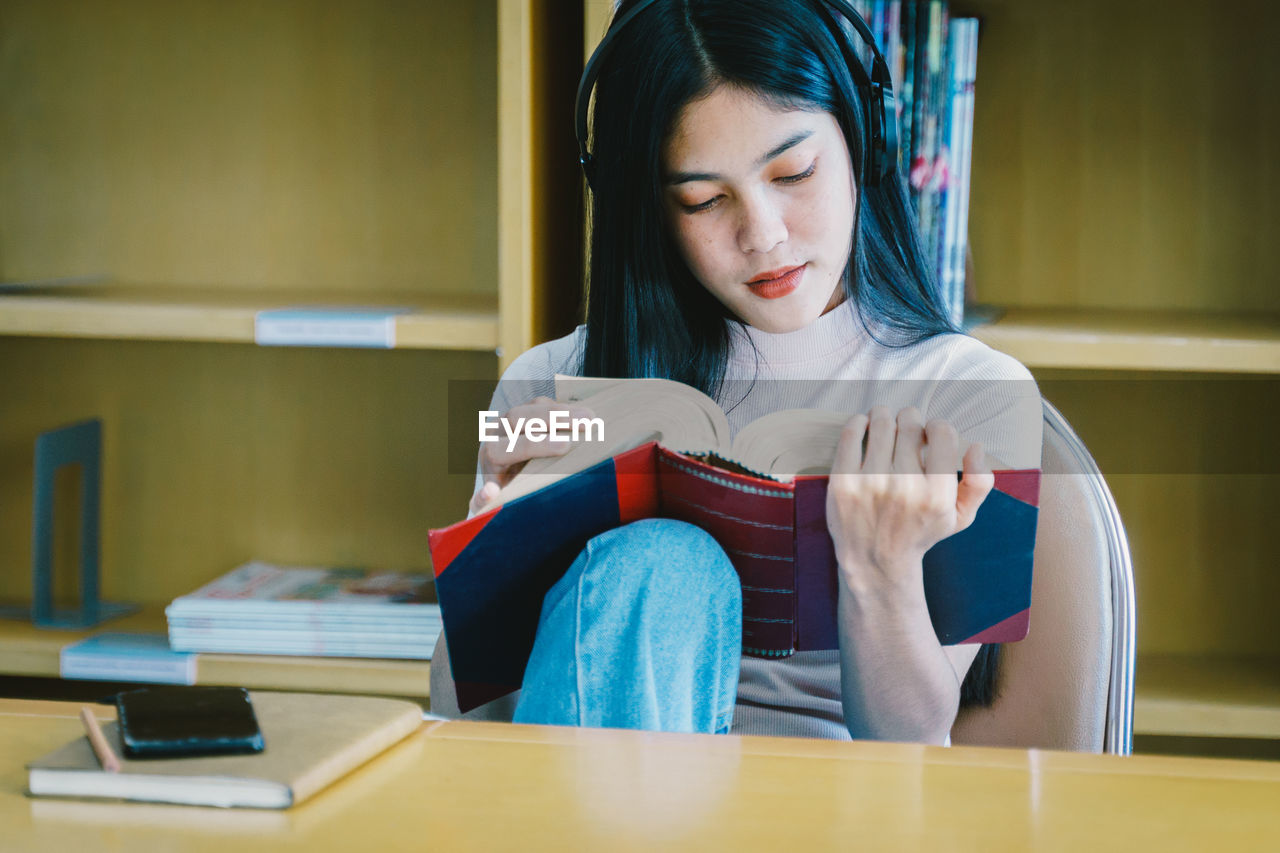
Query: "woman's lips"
746 264 805 299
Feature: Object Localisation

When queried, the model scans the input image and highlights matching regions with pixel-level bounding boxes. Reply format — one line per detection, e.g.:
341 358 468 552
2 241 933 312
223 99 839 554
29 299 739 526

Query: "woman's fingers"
827 410 997 572
829 413 870 477
922 418 960 476
955 443 995 532
827 410 995 572
469 480 501 515
861 406 896 472
892 407 925 473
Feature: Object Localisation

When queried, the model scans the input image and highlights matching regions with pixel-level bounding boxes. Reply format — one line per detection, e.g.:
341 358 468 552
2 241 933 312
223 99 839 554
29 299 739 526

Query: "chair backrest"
952 400 1136 754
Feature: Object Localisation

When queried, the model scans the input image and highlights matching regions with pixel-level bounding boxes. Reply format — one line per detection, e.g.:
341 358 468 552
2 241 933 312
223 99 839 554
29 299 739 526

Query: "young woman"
431 0 1042 744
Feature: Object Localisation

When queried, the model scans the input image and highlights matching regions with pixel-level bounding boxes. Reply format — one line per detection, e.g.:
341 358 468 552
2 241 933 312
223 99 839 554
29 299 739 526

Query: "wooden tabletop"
3 699 1278 852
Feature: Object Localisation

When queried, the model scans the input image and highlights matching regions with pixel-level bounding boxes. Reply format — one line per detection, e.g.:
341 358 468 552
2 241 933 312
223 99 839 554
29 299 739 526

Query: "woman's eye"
677 163 812 213
681 196 721 213
776 163 816 184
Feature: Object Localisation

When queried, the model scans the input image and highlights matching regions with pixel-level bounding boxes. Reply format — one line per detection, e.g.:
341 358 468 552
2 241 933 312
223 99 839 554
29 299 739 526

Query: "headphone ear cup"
879 89 898 183
865 83 886 187
863 84 898 187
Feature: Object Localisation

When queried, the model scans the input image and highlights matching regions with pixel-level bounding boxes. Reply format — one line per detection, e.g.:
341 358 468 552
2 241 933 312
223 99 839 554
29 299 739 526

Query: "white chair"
952 400 1136 754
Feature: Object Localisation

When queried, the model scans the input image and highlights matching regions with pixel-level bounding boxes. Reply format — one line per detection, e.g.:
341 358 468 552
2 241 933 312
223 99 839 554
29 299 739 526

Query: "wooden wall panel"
1 0 498 296
961 0 1280 312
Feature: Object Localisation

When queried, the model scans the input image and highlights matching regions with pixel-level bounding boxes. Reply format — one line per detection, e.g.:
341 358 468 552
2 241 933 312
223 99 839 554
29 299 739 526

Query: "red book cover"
430 441 1039 712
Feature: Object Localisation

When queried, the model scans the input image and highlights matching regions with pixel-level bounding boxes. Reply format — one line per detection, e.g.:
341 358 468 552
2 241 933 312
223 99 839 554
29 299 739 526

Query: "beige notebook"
27 692 422 809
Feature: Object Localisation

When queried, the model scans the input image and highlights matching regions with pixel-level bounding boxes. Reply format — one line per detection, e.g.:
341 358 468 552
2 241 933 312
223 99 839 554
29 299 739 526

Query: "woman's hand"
825 406 994 591
469 397 595 515
827 406 994 743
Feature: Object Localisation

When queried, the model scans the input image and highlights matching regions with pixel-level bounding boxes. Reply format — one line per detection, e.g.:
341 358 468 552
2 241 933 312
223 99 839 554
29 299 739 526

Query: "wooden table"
3 699 1278 852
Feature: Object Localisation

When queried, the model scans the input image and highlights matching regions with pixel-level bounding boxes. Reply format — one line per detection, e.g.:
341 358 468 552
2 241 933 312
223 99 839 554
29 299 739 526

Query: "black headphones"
575 0 899 190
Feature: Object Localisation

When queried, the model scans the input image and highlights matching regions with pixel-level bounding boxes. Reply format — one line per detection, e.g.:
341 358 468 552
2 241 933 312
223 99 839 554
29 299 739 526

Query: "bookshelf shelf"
968 308 1280 375
1135 654 1280 740
0 607 431 701
0 286 499 352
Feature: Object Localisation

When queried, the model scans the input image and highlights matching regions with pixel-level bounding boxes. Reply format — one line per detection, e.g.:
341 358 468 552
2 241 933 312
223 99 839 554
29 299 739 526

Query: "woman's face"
661 85 857 334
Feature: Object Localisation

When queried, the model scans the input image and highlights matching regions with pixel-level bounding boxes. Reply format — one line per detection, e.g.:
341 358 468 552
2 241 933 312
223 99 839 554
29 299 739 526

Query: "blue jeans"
513 518 742 734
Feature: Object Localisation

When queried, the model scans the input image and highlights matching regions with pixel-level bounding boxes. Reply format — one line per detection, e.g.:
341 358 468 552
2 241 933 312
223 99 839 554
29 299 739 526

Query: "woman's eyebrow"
665 130 815 185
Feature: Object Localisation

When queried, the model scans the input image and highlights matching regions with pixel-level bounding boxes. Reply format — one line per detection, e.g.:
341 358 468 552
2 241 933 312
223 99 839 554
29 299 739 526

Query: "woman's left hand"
825 406 994 592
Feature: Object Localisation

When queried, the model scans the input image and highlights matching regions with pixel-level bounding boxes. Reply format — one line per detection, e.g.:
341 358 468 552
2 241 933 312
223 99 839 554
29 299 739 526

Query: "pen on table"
79 705 121 773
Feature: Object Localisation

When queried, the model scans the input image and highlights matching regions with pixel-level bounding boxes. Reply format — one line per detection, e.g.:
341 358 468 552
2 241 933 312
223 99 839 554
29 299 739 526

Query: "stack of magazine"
166 562 440 660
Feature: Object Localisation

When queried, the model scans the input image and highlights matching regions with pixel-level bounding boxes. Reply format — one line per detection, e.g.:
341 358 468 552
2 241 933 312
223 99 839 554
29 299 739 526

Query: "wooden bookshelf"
969 307 1280 374
0 607 431 700
1135 654 1280 740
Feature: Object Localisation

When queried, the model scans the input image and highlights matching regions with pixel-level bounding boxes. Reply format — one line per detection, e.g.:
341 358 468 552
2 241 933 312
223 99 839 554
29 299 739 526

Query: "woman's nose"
736 193 787 255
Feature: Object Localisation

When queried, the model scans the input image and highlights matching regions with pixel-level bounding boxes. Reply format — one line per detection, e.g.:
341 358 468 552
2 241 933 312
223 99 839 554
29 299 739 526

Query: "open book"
480 376 856 509
433 376 1041 713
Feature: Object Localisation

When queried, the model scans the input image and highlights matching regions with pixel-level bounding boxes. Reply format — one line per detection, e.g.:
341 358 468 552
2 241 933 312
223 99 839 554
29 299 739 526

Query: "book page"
731 409 1008 476
483 377 731 509
554 375 730 445
730 409 849 478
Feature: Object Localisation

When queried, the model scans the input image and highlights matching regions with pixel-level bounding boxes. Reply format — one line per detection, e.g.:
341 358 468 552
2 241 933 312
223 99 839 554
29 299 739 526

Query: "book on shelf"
939 17 979 327
429 376 1041 712
166 563 440 660
911 0 950 272
27 692 422 809
253 306 412 349
60 632 196 685
899 0 918 167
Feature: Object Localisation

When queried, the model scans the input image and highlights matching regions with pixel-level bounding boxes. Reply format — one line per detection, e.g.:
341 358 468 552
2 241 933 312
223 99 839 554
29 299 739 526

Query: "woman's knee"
577 518 740 605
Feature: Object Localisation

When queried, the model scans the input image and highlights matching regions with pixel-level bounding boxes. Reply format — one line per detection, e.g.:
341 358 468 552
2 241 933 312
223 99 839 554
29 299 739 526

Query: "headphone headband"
575 0 898 189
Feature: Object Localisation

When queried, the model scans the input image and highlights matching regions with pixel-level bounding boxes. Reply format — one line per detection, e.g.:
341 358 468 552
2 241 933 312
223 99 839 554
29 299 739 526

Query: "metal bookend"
0 419 137 628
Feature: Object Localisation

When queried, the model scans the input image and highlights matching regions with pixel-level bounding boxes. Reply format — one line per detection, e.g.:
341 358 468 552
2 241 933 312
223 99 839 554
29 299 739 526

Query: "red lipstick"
746 264 805 299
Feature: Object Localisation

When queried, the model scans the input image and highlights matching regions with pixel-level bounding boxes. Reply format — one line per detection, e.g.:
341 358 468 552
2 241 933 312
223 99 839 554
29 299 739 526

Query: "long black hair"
579 0 958 398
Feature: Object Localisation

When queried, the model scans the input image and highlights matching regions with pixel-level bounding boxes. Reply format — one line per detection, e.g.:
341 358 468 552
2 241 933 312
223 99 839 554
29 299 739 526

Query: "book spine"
167 614 441 630
851 0 873 69
60 654 196 685
886 1 904 92
167 639 434 659
656 450 799 656
953 19 979 321
908 1 932 211
167 617 437 637
920 1 950 269
900 0 918 171
166 600 439 617
941 20 966 326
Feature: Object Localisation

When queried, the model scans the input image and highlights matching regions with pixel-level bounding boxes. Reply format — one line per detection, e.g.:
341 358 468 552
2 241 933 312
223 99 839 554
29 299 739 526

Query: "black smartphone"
115 686 266 759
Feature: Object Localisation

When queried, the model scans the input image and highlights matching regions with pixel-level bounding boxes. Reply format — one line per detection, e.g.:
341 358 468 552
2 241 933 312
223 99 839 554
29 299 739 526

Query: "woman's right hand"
469 396 595 515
